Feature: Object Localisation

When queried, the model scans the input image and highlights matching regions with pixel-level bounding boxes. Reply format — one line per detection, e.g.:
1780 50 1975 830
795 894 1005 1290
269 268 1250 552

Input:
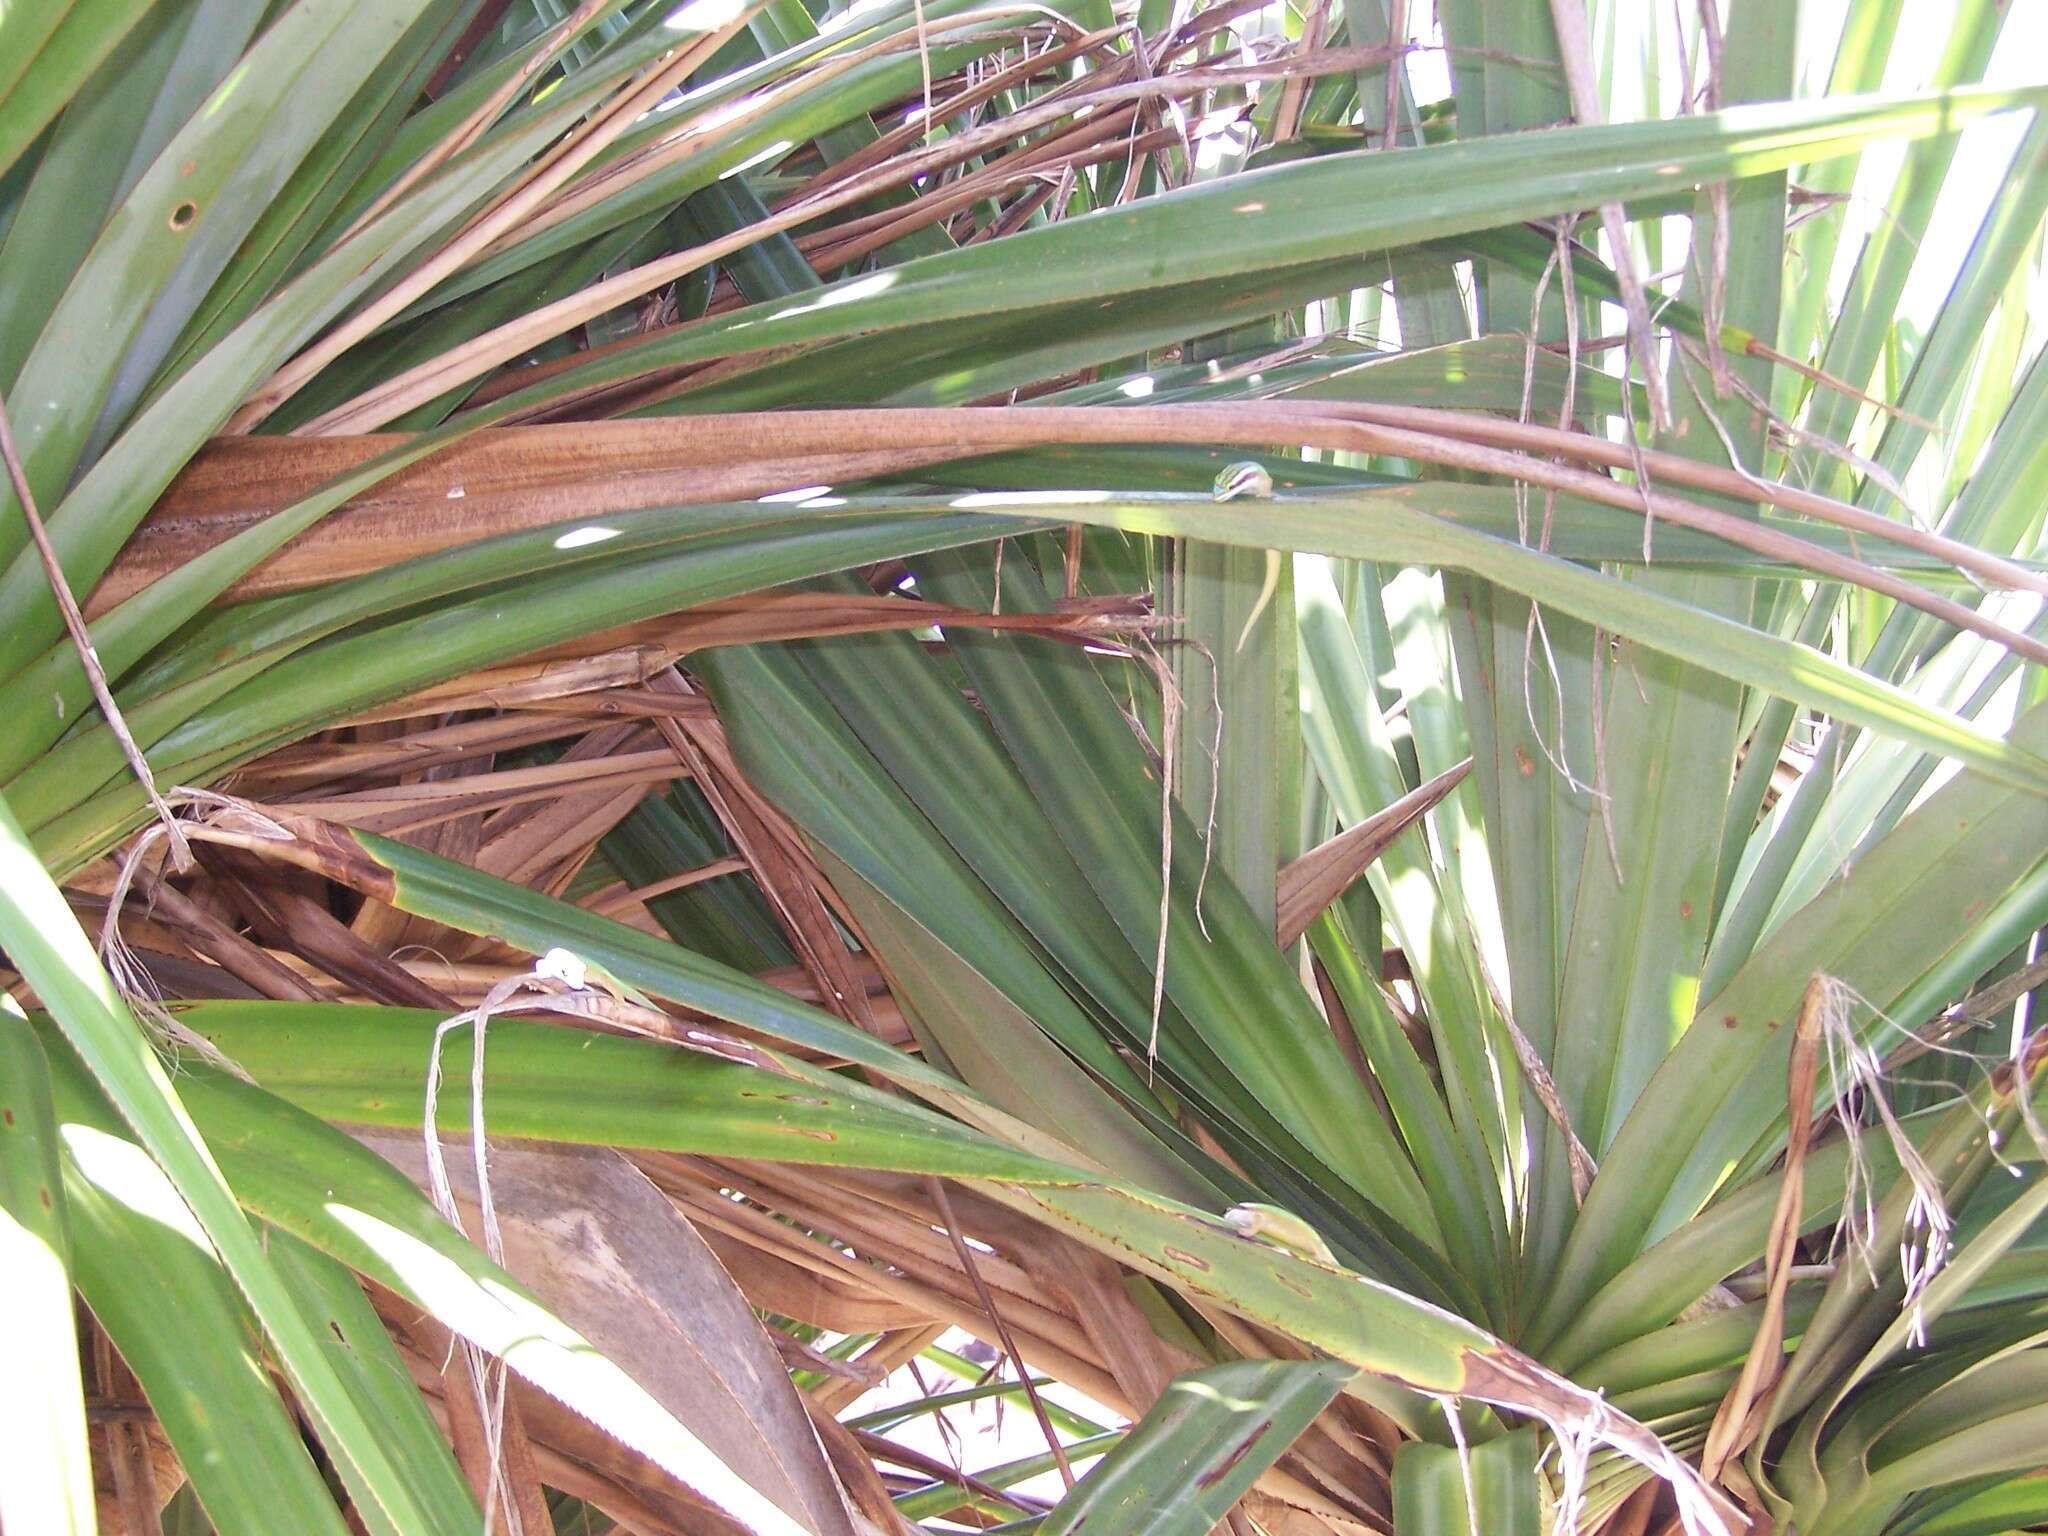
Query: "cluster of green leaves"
2 0 2046 1533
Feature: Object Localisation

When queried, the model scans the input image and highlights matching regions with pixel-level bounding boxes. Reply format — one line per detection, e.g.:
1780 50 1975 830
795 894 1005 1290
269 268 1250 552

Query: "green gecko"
1223 1202 1337 1264
1210 460 1282 654
1211 460 1274 501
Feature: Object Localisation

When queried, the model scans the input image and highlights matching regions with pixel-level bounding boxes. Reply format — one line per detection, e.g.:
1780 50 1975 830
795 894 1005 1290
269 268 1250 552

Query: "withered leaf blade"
1275 758 1472 949
359 1133 859 1536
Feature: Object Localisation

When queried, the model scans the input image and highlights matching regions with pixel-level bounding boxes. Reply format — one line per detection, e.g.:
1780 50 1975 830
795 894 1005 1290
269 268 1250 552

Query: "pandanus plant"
1 0 2045 1533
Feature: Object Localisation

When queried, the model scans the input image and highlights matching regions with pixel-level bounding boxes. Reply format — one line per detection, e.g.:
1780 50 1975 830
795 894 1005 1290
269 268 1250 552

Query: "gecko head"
1212 461 1274 501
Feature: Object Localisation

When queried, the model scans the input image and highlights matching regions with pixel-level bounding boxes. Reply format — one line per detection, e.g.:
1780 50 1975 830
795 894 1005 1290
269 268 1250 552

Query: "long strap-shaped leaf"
0 791 470 1536
0 1006 93 1536
22 509 1049 871
57 1083 399 1536
369 85 2048 432
168 998 1738 1529
0 0 158 182
0 64 578 684
702 630 1448 1295
944 490 2048 794
1036 1359 1354 1536
0 0 440 545
1532 701 2048 1350
38 1024 831 1536
1393 1425 1542 1536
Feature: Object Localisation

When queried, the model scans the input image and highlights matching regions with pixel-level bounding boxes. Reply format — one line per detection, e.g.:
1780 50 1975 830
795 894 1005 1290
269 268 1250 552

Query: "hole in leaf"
170 202 199 230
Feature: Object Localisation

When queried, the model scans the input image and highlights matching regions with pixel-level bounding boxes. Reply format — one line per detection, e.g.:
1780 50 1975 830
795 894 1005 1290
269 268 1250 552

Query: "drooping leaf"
1037 1359 1354 1536
0 1004 93 1536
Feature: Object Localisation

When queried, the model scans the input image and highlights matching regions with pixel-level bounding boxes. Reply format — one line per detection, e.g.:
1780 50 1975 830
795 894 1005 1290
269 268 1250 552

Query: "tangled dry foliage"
4 1 2048 1535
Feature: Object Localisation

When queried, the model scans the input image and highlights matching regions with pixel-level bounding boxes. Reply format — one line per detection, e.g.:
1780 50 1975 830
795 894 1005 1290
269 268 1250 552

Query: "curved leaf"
1038 1359 1353 1536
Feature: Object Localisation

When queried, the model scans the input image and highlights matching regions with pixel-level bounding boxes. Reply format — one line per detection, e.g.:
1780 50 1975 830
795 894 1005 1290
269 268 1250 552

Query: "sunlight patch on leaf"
61 1123 213 1253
